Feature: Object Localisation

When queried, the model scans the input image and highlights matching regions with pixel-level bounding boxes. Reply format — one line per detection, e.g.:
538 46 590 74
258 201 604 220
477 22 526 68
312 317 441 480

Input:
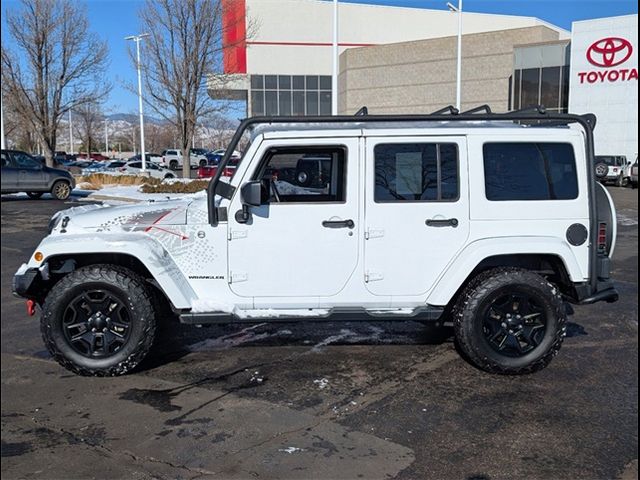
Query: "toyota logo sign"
587 37 633 68
577 36 637 85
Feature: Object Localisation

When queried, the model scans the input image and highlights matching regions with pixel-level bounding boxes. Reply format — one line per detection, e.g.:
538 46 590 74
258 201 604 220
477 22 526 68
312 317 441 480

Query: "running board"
179 306 445 325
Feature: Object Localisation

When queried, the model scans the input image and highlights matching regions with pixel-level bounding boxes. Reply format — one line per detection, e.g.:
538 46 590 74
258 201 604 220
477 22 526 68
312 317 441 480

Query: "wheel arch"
30 241 196 310
427 238 585 307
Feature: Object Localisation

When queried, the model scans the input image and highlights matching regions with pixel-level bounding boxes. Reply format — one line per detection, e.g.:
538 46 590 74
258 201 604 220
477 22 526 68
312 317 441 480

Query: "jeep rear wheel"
40 265 156 376
169 160 179 170
453 267 566 375
51 180 71 200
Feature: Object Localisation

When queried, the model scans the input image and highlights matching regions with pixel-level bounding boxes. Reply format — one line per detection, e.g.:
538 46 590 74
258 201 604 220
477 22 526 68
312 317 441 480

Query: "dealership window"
251 75 332 116
483 143 578 201
374 143 459 202
512 67 569 113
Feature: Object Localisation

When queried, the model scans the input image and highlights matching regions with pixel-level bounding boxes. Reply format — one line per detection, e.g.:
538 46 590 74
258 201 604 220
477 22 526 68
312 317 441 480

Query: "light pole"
68 109 74 154
125 33 150 171
1 93 5 149
104 116 109 158
332 0 339 115
447 1 462 110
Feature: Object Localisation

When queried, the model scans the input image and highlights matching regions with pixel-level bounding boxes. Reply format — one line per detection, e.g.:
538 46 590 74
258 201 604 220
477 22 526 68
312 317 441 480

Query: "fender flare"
29 233 196 309
426 236 585 306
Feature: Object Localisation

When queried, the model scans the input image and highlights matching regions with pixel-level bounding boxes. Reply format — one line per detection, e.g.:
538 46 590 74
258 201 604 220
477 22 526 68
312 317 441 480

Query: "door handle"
426 218 459 228
322 219 355 229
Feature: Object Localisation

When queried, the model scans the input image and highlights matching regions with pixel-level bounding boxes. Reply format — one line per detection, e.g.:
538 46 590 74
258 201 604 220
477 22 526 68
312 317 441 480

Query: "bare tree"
136 0 251 178
76 102 102 156
1 0 110 167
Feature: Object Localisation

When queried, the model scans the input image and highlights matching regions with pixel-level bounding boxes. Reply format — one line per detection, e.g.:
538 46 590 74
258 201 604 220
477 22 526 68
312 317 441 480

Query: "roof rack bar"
354 106 369 116
462 104 492 115
430 105 459 115
208 107 596 224
512 105 547 115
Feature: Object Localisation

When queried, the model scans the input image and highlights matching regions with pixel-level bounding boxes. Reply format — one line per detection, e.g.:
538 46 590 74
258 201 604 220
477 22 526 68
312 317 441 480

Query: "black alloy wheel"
62 289 132 358
481 291 547 358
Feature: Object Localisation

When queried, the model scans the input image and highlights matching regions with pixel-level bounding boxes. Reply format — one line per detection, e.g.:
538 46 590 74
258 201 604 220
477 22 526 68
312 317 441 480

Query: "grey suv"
1 150 75 200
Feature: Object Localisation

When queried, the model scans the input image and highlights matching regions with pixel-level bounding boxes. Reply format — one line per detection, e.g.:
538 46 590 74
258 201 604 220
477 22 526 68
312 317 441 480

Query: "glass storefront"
251 75 332 116
511 66 570 112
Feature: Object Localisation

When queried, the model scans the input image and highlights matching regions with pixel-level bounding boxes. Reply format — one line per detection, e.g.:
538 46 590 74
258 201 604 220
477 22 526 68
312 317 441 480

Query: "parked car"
594 155 630 186
197 155 238 178
119 160 176 179
81 161 126 175
128 153 163 164
1 149 75 200
630 157 638 189
12 108 619 377
77 153 110 162
160 149 208 170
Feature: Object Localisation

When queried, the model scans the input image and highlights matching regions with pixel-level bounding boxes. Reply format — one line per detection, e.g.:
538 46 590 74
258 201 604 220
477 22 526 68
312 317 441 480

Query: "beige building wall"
338 26 562 115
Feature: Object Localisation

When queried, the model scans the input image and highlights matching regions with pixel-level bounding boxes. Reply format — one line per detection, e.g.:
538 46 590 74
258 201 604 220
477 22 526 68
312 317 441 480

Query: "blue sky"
2 0 638 115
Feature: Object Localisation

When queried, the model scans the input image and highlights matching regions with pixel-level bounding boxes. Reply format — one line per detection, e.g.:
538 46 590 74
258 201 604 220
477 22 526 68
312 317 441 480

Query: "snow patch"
278 447 305 454
313 378 329 390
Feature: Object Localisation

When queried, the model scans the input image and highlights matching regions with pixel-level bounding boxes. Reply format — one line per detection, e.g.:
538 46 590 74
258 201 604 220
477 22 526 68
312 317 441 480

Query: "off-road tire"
453 267 566 375
41 265 156 376
199 159 207 167
51 180 72 200
169 160 179 170
26 192 44 199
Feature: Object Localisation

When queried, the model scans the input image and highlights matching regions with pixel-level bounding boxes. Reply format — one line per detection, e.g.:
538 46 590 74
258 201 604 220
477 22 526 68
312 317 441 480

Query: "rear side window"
483 143 578 201
374 143 459 202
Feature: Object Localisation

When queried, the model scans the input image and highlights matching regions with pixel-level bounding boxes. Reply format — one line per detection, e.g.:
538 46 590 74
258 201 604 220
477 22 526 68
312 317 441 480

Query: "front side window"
254 147 346 203
483 143 578 201
374 143 459 202
12 152 40 169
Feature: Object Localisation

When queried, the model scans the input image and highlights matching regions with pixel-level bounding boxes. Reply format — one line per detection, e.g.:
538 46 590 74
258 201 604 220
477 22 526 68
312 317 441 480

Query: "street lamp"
332 0 339 115
125 33 150 171
447 1 462 110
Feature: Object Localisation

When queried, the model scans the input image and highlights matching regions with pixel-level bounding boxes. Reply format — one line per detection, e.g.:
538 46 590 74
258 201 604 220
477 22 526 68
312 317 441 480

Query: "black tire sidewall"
42 268 154 373
468 283 560 369
455 269 565 373
27 192 44 199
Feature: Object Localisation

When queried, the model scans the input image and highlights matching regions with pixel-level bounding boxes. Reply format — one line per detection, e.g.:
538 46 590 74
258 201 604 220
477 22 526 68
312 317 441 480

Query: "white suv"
13 107 619 377
160 149 208 170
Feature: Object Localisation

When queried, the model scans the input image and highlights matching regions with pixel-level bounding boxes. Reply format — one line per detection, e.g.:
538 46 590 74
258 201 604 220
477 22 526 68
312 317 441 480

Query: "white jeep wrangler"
13 106 619 376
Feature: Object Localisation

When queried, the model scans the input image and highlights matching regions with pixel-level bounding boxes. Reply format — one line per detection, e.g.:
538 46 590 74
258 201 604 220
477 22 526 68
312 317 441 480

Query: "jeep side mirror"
236 180 267 224
241 181 262 207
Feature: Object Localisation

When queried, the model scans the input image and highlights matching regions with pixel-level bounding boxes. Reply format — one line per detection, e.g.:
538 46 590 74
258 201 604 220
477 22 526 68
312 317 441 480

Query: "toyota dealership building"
209 1 637 160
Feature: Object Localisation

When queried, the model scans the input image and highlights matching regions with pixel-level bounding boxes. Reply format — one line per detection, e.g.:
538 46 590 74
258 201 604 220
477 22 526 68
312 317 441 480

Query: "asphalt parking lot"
1 188 637 480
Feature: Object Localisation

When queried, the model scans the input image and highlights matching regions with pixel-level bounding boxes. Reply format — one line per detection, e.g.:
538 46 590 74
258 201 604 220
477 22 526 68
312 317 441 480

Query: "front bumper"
12 265 39 299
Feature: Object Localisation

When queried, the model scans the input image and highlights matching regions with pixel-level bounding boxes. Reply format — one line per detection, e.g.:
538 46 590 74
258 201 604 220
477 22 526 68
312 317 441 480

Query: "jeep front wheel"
40 265 156 376
453 268 566 375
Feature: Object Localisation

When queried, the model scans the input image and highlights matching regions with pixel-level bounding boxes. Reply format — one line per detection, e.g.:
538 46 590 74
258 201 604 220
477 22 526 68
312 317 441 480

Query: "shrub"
76 173 163 187
139 179 210 194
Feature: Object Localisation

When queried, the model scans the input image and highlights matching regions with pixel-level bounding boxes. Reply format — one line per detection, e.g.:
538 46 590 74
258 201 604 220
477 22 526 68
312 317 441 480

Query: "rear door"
364 136 469 296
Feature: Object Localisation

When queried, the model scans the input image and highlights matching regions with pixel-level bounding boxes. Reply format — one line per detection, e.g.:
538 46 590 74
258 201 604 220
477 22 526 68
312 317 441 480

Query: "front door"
11 151 46 190
364 136 469 297
228 138 360 299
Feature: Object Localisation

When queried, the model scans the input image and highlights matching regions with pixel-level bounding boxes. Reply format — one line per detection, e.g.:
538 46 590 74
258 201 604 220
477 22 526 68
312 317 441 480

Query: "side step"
179 306 445 325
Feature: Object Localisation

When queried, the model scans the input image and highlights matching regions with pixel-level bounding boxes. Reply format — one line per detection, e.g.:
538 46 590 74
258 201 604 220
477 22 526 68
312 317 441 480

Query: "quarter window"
255 147 346 203
374 143 459 202
483 143 579 201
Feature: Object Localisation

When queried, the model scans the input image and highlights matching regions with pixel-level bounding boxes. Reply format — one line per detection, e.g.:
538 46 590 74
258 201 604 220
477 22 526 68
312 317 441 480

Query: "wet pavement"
1 189 637 480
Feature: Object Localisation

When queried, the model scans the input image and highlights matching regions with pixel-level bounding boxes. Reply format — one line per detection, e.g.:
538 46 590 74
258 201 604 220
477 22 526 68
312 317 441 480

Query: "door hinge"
230 272 248 284
365 228 384 240
228 229 248 241
365 271 384 282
